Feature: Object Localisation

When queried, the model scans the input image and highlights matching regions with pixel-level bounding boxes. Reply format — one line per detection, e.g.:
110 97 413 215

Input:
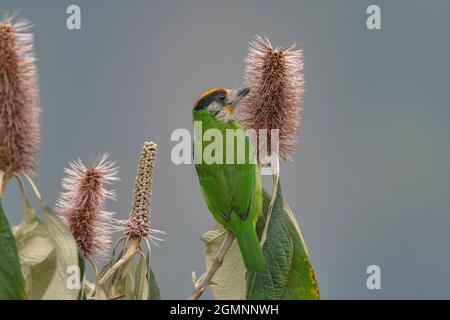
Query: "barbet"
193 87 264 272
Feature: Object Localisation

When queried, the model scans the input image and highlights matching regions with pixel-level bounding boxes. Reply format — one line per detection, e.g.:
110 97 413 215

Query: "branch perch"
188 230 235 300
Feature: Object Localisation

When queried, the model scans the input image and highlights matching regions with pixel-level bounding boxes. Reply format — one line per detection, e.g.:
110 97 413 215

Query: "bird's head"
193 87 250 122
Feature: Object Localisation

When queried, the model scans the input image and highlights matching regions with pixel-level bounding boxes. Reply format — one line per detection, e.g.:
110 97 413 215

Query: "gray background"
2 0 450 299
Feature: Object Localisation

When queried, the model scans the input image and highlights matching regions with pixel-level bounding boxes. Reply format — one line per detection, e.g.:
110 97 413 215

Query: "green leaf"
13 204 57 300
24 252 57 300
149 268 161 300
14 217 54 267
12 176 56 300
201 178 319 300
143 238 161 300
87 259 114 300
123 247 160 300
246 183 319 300
108 257 135 300
0 200 26 300
201 225 246 300
134 255 149 300
121 260 135 300
39 202 81 300
95 237 161 300
19 173 81 300
96 260 114 299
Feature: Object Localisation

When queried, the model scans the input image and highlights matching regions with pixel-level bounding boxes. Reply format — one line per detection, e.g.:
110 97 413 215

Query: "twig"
98 236 140 286
188 230 235 300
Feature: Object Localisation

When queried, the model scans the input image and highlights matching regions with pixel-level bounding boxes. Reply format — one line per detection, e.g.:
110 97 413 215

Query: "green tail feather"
233 223 265 272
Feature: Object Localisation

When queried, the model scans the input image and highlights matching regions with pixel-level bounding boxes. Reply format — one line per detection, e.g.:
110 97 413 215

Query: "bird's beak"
225 87 250 114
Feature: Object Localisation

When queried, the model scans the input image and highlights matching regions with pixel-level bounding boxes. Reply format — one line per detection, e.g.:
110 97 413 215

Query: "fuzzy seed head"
239 36 304 162
0 15 40 176
124 142 157 238
56 154 119 258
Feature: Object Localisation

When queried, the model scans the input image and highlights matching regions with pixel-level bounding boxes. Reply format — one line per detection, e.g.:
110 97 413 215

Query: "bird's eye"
218 95 226 102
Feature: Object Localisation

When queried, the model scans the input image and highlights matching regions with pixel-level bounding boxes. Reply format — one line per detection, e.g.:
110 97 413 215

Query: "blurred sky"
1 0 450 299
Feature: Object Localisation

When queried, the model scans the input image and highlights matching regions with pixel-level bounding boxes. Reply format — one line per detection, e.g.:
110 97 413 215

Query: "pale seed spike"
239 35 304 162
124 141 158 238
56 154 119 258
0 15 40 176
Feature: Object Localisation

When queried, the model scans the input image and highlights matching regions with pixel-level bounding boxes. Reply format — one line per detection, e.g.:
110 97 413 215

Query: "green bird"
193 87 265 272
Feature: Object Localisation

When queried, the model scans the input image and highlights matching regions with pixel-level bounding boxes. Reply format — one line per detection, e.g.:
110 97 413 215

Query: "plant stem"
13 174 36 222
0 171 7 198
98 236 140 286
22 172 43 202
188 230 235 300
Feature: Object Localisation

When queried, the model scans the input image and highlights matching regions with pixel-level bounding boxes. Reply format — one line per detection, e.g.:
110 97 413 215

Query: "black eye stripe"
194 90 227 110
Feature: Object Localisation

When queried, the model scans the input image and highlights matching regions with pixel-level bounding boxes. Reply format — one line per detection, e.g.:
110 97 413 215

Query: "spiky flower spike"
123 142 160 238
56 154 119 258
0 15 40 177
239 36 304 162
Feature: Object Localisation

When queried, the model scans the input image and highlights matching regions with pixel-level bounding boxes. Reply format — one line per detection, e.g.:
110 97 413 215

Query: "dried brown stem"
98 236 140 286
188 230 235 300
